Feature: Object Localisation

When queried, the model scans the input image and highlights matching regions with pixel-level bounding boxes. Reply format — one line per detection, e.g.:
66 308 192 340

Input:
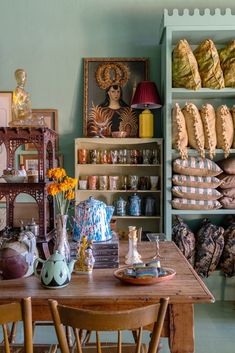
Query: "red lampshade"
131 81 162 109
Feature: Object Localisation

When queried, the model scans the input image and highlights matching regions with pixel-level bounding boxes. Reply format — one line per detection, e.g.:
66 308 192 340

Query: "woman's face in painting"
107 85 121 102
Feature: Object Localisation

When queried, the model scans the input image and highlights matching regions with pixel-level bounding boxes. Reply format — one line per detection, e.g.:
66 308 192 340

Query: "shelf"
112 216 161 219
172 148 235 157
171 209 235 215
77 164 160 167
172 88 235 100
76 190 161 193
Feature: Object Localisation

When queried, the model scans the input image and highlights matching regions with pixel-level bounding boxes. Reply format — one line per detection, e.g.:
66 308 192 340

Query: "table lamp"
131 81 162 138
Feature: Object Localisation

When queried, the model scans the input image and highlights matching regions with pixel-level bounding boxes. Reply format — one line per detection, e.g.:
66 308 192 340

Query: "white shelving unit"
159 8 235 238
74 138 163 235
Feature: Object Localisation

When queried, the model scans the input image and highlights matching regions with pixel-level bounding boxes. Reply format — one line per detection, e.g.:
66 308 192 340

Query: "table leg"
168 304 194 353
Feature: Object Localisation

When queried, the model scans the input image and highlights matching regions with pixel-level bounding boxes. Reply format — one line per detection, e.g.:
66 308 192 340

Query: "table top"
0 241 214 312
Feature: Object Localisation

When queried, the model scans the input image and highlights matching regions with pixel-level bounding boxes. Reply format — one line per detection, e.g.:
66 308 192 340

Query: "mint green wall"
1 0 235 174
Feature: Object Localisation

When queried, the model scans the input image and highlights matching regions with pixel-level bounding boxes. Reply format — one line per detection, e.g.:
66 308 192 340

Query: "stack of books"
69 233 119 269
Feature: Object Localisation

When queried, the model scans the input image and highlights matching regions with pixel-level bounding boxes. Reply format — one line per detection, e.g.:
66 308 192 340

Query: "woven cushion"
217 157 235 174
173 157 222 177
172 103 188 159
172 39 201 90
200 103 217 159
220 188 235 198
194 219 224 277
219 174 235 189
172 186 222 200
172 216 195 266
194 39 224 89
216 105 234 158
219 40 235 87
220 196 235 208
219 221 235 277
172 174 222 188
182 103 205 158
172 198 222 210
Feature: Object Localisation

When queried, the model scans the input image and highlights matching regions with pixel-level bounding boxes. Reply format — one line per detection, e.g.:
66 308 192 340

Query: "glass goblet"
146 233 165 260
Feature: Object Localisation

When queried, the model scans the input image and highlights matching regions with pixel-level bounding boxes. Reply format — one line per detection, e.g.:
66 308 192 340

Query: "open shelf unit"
74 137 163 235
159 8 235 238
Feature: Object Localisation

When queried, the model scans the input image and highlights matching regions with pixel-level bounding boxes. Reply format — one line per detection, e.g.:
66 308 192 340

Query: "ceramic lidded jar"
115 196 127 216
128 193 141 216
74 197 114 242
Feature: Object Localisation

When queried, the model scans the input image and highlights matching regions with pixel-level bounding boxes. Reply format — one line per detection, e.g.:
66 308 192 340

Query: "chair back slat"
49 297 169 353
0 297 33 353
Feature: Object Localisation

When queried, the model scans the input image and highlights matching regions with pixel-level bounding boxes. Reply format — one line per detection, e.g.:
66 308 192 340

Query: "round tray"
113 267 176 285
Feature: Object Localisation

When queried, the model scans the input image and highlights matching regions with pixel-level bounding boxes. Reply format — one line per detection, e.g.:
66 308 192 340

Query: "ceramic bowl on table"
112 131 128 138
1 175 26 183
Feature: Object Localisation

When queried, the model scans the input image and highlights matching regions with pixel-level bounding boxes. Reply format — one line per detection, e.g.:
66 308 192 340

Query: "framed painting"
0 92 13 127
83 57 149 137
19 154 38 170
25 109 58 150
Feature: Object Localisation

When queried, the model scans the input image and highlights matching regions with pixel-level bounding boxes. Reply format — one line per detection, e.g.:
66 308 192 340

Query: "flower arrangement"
47 168 78 215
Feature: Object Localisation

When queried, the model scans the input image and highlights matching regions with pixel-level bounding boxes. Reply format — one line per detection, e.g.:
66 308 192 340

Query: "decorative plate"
113 267 176 285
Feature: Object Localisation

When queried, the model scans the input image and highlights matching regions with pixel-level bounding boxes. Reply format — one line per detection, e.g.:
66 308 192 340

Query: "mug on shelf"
78 149 88 164
109 176 119 190
88 175 98 190
79 179 88 190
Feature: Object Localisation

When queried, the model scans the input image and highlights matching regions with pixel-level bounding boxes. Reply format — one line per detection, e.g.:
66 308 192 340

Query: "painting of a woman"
87 62 138 137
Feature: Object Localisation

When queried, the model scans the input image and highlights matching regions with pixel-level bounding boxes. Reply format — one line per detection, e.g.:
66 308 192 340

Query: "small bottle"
125 226 142 265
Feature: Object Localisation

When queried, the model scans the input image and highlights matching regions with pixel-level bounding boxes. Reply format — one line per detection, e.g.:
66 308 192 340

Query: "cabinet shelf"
171 209 235 215
112 216 161 220
75 138 163 234
172 88 235 99
77 164 160 167
76 190 161 193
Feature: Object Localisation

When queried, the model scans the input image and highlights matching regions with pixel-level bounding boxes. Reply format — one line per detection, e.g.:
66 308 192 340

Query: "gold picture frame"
83 57 149 137
19 154 38 170
25 109 58 150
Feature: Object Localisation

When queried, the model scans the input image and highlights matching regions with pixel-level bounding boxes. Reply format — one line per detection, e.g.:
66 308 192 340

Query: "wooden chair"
0 297 33 353
48 297 169 353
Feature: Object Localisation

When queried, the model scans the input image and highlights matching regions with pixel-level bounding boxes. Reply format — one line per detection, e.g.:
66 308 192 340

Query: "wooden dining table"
0 241 214 353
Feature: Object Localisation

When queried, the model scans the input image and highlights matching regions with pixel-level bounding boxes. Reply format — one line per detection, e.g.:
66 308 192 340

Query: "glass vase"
54 214 70 263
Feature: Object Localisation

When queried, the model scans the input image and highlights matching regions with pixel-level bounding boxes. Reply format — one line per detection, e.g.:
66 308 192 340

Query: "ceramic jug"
73 197 114 242
0 230 38 279
33 251 75 289
128 193 141 216
115 196 127 216
143 196 156 216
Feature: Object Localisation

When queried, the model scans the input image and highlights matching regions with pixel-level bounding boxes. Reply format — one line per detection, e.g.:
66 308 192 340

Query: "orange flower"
65 190 75 200
46 167 77 215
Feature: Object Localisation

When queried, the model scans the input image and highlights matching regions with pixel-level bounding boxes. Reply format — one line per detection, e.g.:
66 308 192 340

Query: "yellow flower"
47 183 60 196
65 190 75 200
46 168 77 215
47 168 66 181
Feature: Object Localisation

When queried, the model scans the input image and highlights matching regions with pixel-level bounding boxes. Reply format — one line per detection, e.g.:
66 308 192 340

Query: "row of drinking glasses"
78 148 159 165
78 175 159 191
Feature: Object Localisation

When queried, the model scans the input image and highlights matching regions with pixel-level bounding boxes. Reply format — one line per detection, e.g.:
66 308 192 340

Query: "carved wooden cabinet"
0 127 58 253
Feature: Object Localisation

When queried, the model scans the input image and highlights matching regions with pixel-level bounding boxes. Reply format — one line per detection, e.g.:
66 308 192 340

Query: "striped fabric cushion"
173 156 222 176
172 198 222 210
172 174 223 188
172 186 222 200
